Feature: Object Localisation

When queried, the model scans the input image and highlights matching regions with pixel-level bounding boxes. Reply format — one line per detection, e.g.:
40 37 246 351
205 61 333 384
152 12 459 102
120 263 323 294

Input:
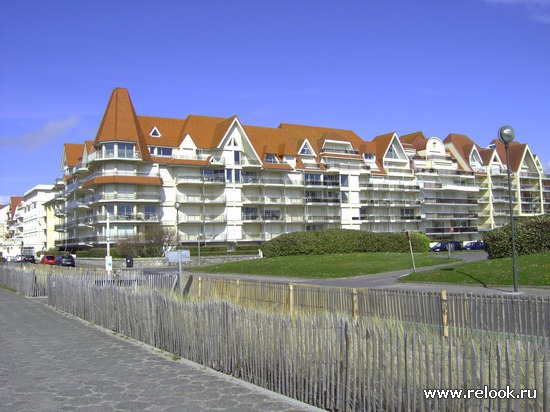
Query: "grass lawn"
399 252 550 287
189 252 460 279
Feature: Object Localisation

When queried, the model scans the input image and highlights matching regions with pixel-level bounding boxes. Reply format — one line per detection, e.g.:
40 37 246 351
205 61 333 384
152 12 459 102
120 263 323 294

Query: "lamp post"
174 201 182 294
174 202 181 247
498 125 519 293
198 232 203 266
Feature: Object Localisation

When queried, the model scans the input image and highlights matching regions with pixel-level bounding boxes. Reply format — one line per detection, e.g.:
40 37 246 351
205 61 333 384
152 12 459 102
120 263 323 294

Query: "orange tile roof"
9 196 23 219
180 114 232 149
444 133 481 161
489 139 526 171
278 123 366 155
139 116 186 148
63 143 84 167
243 124 294 165
83 176 163 188
94 88 152 162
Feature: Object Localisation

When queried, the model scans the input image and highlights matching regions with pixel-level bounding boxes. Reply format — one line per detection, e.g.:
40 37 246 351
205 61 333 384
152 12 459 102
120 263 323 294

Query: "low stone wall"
76 255 259 269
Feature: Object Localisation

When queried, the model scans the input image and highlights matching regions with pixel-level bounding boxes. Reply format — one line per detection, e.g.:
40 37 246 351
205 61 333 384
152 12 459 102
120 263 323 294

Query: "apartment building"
49 88 547 251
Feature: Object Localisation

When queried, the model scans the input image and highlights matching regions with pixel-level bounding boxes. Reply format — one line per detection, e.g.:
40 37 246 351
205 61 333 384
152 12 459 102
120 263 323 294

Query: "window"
234 151 241 165
203 169 225 182
341 192 349 203
386 146 398 159
149 147 172 156
235 169 241 182
340 175 349 187
364 153 374 160
104 205 115 216
104 143 115 158
226 169 233 183
118 143 134 158
118 204 133 218
150 127 161 137
144 206 157 220
300 144 313 155
401 208 414 219
265 154 277 164
305 173 321 185
242 207 258 220
118 225 134 238
263 209 280 220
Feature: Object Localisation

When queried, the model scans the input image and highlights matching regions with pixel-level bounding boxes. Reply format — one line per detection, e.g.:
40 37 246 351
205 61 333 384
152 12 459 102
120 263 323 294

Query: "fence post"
235 279 240 303
198 276 202 299
289 283 294 315
352 288 358 322
441 289 449 338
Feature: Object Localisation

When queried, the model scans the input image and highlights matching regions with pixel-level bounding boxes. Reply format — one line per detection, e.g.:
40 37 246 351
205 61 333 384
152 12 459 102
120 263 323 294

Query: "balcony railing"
425 226 478 234
424 198 478 205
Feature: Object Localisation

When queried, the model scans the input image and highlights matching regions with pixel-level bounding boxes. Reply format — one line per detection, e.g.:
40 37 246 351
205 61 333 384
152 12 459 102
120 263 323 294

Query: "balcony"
359 214 422 222
90 192 161 203
304 197 341 204
424 197 478 205
90 213 161 224
425 226 478 234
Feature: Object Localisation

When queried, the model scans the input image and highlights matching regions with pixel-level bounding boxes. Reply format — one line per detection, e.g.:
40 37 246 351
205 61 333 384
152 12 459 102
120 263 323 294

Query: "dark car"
55 254 76 267
464 241 485 251
430 241 462 252
23 254 36 263
40 255 56 265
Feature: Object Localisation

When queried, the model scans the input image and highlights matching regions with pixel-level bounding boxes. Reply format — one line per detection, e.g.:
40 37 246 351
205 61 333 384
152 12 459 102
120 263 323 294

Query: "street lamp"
174 202 181 247
498 125 519 293
174 201 182 294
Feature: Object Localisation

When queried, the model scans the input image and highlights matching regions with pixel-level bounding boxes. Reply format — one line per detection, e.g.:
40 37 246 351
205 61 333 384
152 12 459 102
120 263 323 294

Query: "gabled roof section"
243 124 294 167
62 143 84 169
444 133 481 161
489 139 526 171
179 114 230 149
9 196 23 220
139 116 186 148
94 88 152 161
400 131 427 150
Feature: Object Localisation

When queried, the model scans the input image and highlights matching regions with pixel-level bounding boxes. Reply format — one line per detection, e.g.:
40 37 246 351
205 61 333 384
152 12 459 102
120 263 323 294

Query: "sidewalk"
0 289 322 412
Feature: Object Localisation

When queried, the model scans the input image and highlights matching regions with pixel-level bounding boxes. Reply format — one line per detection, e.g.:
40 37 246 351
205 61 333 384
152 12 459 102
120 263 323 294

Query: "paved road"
0 289 322 412
151 252 550 296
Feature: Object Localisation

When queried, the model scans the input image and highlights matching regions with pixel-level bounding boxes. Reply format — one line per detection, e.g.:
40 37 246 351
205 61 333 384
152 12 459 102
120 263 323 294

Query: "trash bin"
126 256 133 268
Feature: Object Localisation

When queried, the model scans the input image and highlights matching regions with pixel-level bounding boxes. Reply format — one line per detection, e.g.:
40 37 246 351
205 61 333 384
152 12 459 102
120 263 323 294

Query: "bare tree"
118 226 177 257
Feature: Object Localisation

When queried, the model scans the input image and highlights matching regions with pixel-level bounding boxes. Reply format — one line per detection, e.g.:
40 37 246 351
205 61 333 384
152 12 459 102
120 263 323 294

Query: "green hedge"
484 214 550 259
261 229 430 258
76 248 123 258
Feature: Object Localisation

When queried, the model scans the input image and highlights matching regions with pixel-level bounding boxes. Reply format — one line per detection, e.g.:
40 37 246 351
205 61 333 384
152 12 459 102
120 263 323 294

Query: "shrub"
76 248 122 258
261 229 429 258
484 214 550 259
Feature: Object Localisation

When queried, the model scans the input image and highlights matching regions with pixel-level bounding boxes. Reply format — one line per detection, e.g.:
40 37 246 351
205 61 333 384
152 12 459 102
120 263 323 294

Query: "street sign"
167 250 190 263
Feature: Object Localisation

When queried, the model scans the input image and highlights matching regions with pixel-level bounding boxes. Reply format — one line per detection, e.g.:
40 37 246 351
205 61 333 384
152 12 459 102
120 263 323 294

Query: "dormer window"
364 153 374 160
149 146 173 156
300 146 313 155
265 154 278 164
150 127 161 137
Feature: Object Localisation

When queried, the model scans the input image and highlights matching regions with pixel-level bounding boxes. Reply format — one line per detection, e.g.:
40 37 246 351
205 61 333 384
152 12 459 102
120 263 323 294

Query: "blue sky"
1 0 549 204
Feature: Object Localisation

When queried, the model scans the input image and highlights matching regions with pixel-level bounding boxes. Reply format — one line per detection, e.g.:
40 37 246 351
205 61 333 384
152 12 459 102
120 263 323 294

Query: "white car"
14 255 22 262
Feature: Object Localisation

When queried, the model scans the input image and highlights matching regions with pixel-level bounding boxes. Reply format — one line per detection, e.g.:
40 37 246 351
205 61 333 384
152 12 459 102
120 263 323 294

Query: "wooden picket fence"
1 265 549 338
46 276 550 412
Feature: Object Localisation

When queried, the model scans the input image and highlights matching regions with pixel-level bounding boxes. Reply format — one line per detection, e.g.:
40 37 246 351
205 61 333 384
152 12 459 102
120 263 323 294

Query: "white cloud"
0 115 80 150
0 195 11 205
483 0 550 23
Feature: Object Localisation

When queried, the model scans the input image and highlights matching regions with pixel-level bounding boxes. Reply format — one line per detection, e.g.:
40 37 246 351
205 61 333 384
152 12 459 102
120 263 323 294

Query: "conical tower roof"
94 88 152 161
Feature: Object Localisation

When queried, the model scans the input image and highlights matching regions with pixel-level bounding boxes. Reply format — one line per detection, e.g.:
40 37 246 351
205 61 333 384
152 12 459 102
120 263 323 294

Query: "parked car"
430 241 462 252
23 254 36 263
463 241 485 251
40 255 57 265
55 254 76 267
14 255 22 262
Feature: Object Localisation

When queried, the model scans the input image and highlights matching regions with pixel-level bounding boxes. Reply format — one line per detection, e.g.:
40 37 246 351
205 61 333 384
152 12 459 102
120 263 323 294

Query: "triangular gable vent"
150 127 161 137
299 140 315 156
